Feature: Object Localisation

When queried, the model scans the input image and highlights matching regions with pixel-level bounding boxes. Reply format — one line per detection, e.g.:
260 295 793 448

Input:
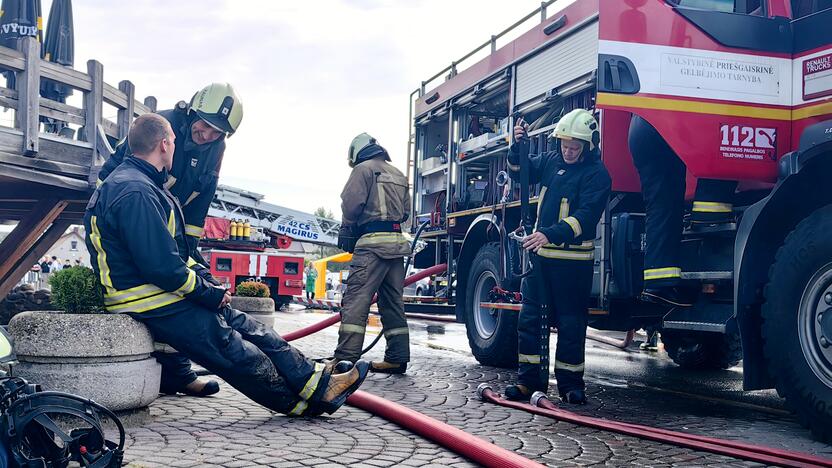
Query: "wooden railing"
0 36 156 189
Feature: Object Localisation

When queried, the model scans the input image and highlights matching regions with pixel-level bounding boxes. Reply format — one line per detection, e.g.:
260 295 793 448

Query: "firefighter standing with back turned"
504 109 611 404
97 83 243 398
334 133 412 374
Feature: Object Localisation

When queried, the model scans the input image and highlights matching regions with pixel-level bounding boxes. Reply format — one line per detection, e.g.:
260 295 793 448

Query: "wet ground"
121 308 832 467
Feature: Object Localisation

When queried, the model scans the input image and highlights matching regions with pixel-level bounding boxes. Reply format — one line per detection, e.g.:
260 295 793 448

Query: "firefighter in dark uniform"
97 83 242 397
504 109 611 404
85 114 368 416
334 133 412 374
628 116 735 307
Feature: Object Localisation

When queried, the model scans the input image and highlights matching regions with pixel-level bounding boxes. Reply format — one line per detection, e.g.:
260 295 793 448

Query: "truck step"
662 303 733 333
680 271 733 280
684 222 737 236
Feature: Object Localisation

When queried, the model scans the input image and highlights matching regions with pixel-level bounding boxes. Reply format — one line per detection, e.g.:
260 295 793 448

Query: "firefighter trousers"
334 250 410 364
628 115 686 288
155 352 197 390
517 257 593 396
691 179 737 223
131 304 329 416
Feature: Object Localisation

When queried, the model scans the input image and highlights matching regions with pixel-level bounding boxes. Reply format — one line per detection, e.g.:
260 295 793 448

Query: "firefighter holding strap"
334 133 412 374
98 83 242 397
504 109 611 404
85 114 369 417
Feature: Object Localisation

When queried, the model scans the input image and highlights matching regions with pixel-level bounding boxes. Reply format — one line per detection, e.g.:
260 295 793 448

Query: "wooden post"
117 80 135 140
0 199 68 282
17 36 40 156
143 96 157 112
0 218 72 299
83 60 104 185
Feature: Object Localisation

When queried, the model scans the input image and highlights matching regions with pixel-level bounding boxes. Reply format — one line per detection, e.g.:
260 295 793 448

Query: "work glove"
337 225 358 253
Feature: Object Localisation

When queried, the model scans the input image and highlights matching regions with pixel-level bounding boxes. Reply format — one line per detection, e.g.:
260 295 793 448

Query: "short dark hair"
128 113 170 156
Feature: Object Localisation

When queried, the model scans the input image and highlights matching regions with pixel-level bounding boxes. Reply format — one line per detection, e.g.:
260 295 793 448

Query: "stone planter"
231 296 276 328
8 311 161 411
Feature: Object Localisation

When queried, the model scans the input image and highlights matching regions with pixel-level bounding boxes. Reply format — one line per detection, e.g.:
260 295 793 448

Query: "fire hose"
283 263 448 342
477 384 832 468
346 390 544 468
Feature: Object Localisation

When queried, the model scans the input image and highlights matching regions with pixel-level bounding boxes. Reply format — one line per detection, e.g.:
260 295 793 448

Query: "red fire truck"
408 0 832 440
199 217 305 308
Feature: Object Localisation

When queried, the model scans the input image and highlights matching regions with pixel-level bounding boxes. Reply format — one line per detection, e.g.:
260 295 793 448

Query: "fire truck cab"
408 0 832 440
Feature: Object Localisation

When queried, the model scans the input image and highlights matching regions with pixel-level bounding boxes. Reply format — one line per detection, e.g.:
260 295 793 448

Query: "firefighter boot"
505 384 534 402
160 377 220 397
323 359 354 374
370 361 407 374
319 360 370 414
641 286 693 307
562 389 587 405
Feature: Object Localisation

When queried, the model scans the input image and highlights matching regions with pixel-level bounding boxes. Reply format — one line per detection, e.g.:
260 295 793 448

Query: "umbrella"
0 0 43 89
41 0 72 101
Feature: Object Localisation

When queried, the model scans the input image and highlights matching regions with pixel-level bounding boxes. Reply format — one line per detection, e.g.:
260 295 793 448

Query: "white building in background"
49 226 89 267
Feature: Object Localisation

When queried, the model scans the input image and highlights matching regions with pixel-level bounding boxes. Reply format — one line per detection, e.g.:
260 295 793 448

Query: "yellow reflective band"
537 248 594 261
185 224 204 238
104 283 164 306
186 257 198 267
355 232 407 248
384 327 409 338
167 210 175 237
288 399 308 416
558 197 569 220
299 362 325 401
377 182 388 219
563 216 582 237
95 178 103 188
105 292 185 313
519 354 541 364
555 360 585 372
644 267 682 280
692 201 733 213
164 175 177 189
340 323 366 334
174 269 197 296
185 191 200 206
89 217 114 294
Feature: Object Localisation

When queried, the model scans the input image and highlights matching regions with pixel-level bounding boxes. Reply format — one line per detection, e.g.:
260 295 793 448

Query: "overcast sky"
43 0 563 218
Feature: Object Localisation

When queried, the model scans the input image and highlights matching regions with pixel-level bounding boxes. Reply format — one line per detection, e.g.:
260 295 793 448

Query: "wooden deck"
0 36 157 297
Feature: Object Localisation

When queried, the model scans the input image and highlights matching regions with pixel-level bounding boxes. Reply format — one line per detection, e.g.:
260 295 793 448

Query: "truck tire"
763 205 832 443
661 330 742 370
464 242 517 368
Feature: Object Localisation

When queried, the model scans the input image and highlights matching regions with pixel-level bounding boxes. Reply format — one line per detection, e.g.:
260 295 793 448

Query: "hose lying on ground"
284 263 448 342
477 384 832 468
347 390 544 468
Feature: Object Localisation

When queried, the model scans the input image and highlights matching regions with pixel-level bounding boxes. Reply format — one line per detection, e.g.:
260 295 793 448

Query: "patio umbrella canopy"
0 0 43 89
40 0 73 102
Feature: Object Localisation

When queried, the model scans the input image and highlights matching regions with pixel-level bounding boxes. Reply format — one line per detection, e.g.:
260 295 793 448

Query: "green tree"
313 207 335 220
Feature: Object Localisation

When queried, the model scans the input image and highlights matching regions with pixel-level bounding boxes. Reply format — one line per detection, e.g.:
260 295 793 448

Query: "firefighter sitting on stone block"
334 133 412 374
85 113 369 416
504 108 611 404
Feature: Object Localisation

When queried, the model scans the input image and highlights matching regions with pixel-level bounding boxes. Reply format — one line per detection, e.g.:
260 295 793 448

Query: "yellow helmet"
189 83 243 136
552 108 600 151
348 132 389 167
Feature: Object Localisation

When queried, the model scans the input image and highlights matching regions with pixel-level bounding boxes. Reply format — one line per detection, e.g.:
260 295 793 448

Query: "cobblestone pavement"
121 310 832 467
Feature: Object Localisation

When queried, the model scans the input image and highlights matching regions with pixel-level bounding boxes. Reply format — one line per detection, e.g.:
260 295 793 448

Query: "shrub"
236 281 270 298
49 267 104 314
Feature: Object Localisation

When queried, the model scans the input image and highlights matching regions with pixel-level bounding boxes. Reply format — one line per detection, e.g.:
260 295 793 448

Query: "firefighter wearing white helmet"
504 108 611 405
335 133 412 374
96 83 244 399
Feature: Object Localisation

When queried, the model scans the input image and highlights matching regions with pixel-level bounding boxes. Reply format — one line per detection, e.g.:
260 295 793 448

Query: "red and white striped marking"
292 295 341 310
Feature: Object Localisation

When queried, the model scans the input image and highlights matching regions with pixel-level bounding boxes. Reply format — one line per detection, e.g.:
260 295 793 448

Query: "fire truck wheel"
661 330 742 370
464 242 517 368
763 205 832 443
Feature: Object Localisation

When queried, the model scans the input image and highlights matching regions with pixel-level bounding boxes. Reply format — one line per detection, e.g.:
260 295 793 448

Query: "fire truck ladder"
208 184 341 247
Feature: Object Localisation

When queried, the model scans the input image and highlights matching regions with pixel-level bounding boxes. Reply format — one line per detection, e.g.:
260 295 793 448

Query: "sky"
39 0 565 218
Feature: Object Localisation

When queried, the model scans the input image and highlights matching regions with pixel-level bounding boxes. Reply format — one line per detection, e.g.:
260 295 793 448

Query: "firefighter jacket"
97 102 226 265
340 156 412 259
508 143 611 261
84 156 226 315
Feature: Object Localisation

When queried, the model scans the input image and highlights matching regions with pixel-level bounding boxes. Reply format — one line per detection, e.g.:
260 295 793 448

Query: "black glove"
192 263 222 287
337 225 358 253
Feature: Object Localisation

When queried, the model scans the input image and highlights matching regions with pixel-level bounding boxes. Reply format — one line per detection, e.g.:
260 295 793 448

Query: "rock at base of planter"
13 357 161 411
